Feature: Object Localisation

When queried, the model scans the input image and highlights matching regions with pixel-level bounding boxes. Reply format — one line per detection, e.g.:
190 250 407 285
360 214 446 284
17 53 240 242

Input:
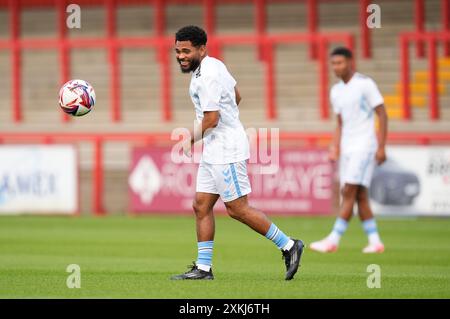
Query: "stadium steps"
383 57 450 119
0 0 445 132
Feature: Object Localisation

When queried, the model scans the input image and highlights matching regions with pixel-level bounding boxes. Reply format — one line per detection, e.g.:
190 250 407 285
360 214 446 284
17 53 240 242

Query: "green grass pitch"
0 215 449 298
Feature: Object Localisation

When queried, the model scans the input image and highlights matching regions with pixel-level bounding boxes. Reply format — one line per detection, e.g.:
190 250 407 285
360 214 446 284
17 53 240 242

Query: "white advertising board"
370 146 450 216
0 145 78 215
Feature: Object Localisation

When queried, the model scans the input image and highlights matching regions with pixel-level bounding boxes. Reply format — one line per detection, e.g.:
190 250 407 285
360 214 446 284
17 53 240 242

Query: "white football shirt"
189 56 250 164
330 72 384 154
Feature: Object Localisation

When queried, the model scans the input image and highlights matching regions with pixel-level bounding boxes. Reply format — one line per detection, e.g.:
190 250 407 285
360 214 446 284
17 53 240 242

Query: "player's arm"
183 70 221 157
183 111 219 157
329 114 342 162
191 111 219 144
375 104 388 165
364 78 387 165
234 87 242 105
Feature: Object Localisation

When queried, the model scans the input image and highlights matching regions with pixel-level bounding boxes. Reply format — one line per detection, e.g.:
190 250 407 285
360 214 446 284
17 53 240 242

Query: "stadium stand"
0 0 448 213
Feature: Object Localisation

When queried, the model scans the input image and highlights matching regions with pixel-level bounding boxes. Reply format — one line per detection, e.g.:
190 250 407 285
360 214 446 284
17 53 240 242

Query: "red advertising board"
129 146 334 215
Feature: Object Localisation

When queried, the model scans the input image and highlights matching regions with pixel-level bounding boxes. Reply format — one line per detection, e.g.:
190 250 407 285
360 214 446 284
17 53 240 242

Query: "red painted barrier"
415 0 425 58
400 31 450 121
0 0 354 123
0 1 447 122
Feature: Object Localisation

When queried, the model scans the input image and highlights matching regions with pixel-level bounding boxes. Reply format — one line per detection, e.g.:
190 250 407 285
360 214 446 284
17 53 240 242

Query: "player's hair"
175 25 207 47
330 47 353 59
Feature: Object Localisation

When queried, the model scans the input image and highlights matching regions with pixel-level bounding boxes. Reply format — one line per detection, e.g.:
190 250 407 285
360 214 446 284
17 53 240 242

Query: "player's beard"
178 57 201 74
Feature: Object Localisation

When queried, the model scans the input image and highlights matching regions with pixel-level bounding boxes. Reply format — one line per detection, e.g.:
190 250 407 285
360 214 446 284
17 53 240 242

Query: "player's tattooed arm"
375 104 388 165
329 115 342 162
235 87 242 105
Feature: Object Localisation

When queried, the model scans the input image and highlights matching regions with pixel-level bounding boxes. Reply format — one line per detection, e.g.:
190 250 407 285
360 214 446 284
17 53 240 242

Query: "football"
59 79 96 116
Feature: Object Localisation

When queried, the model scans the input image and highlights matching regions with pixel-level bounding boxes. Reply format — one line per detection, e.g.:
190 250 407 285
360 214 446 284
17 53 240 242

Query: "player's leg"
331 183 359 239
223 195 271 234
218 161 304 280
311 151 360 253
193 192 220 268
309 183 359 252
224 195 304 280
218 161 292 243
193 192 218 242
224 196 295 254
171 163 219 280
356 185 384 254
224 194 282 236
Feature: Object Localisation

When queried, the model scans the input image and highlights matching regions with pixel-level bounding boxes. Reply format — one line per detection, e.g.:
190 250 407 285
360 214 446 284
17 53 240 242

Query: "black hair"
175 25 207 47
330 47 353 59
